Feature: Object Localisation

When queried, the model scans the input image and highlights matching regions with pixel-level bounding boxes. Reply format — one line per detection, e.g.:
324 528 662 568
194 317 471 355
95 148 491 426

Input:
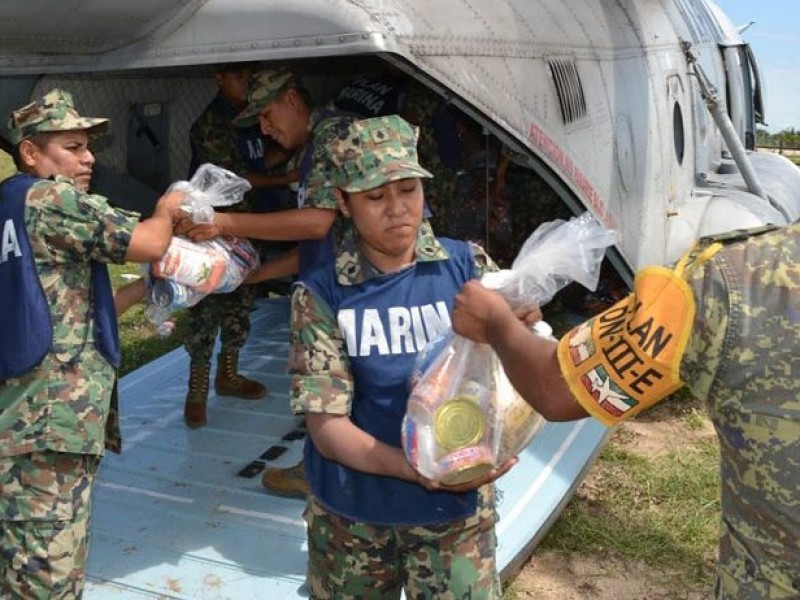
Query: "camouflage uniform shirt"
188 93 264 213
0 176 138 457
299 106 354 212
286 107 358 262
190 95 250 176
679 223 800 598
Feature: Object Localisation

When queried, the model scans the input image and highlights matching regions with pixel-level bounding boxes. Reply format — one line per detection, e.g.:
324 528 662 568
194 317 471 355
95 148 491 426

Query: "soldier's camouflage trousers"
184 283 256 364
304 494 501 600
1 451 100 600
714 521 800 599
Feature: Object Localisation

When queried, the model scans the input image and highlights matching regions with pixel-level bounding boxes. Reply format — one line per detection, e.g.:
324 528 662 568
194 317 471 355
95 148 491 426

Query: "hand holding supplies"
402 212 617 485
145 164 260 335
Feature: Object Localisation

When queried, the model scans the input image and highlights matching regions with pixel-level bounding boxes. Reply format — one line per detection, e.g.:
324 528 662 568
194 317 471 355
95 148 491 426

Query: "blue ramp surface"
85 298 608 598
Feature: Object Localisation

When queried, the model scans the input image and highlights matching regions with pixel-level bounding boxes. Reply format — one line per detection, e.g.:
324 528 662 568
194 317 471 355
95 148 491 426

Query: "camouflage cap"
8 88 108 145
330 114 433 192
234 68 297 126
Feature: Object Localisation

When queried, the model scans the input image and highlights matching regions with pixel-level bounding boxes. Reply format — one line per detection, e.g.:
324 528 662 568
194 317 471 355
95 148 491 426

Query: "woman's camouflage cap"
8 88 108 145
331 115 433 192
234 68 297 126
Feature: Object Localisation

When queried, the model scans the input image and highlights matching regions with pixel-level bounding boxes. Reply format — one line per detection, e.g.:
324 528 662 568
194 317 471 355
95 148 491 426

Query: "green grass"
521 395 719 596
0 149 14 179
541 440 719 581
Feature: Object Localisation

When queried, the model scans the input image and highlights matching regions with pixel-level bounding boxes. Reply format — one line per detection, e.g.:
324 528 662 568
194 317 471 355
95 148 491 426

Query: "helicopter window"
721 44 761 151
547 58 587 126
744 44 765 126
673 101 685 166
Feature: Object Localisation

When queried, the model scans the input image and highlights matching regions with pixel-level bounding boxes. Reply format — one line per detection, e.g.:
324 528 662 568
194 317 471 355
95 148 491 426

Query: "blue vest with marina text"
0 173 120 381
302 237 477 526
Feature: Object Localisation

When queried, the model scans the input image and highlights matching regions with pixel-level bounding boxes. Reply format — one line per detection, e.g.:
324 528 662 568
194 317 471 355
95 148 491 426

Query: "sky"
714 0 800 132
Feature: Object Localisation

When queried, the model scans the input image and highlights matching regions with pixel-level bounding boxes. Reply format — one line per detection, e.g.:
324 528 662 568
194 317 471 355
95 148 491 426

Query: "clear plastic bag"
403 331 545 485
480 211 617 311
170 163 253 223
402 212 617 484
144 164 259 335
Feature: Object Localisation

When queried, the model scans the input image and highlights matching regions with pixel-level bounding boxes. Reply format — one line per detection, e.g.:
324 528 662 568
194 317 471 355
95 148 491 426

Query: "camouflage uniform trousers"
714 523 800 599
0 451 99 600
303 494 500 600
184 283 257 365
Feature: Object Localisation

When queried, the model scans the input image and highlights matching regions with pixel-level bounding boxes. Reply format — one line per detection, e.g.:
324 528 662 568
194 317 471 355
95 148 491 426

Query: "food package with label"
403 331 545 485
402 212 617 485
144 164 259 334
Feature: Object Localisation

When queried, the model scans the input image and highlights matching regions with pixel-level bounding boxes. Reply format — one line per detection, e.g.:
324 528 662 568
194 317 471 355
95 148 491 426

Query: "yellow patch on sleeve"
557 266 695 426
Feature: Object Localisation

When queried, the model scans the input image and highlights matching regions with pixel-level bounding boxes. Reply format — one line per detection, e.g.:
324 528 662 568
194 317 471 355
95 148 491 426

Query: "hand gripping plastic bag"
144 164 260 335
402 212 617 485
171 162 253 223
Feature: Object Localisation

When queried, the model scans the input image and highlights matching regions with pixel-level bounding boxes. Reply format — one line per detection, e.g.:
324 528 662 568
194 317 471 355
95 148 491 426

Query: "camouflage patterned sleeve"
302 116 352 211
288 284 354 415
189 107 249 175
469 241 499 278
26 179 139 265
679 256 730 401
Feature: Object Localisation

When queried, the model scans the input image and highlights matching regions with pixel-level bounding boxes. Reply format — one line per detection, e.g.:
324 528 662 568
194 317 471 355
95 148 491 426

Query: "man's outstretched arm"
177 206 336 242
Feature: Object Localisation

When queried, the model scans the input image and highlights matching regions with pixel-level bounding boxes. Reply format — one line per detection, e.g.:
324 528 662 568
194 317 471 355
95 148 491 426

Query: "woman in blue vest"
288 114 517 599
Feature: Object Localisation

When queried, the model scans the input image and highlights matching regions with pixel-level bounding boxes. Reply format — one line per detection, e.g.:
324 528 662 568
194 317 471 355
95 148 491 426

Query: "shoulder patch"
557 266 695 426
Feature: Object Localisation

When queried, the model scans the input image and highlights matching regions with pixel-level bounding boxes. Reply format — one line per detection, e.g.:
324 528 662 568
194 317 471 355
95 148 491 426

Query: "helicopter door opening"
721 44 764 151
20 55 629 328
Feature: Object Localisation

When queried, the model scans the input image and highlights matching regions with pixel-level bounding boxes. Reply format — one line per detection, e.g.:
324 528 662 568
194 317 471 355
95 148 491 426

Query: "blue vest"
332 73 408 118
0 174 120 381
303 238 477 526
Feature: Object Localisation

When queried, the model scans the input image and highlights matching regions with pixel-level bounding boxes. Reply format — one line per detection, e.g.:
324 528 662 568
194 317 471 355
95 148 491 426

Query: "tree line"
756 128 800 149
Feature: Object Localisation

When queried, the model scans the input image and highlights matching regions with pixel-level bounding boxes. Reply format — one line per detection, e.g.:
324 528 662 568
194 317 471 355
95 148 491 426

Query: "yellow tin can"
433 395 486 452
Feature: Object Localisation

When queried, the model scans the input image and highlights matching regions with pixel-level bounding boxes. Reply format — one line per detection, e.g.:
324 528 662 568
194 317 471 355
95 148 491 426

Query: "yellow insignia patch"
557 266 696 426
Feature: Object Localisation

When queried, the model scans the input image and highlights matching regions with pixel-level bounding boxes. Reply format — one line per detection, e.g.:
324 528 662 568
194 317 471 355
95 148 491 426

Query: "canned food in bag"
436 445 494 486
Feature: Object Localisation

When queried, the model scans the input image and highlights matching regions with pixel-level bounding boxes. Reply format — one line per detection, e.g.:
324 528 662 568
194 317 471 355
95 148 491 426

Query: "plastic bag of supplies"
402 212 617 485
144 164 260 335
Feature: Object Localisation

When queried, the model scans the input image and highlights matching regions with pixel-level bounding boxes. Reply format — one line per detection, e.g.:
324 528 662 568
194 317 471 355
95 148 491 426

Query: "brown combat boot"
184 363 210 428
261 461 310 498
214 349 267 400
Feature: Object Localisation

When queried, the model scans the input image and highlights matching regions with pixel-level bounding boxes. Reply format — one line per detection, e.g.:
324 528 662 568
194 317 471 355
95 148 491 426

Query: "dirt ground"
511 551 712 600
507 412 717 600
